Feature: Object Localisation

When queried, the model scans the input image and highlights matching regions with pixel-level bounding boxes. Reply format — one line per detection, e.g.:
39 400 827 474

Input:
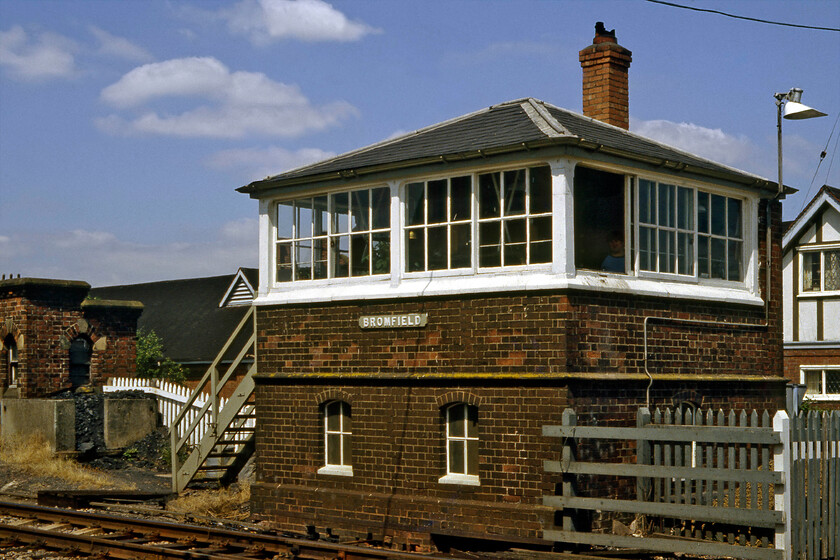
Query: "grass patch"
167 484 250 520
0 433 126 489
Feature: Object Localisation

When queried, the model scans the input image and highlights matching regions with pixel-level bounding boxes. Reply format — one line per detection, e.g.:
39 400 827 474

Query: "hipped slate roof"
239 98 774 196
90 269 257 364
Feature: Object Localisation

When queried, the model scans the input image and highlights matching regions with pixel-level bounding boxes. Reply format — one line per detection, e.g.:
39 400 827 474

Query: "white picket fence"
103 377 254 447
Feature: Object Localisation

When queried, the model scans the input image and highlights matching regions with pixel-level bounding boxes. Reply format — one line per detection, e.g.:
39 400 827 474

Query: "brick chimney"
579 22 632 129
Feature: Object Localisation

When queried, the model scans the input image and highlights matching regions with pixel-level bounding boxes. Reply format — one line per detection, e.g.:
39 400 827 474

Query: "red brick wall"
783 347 840 384
0 280 140 398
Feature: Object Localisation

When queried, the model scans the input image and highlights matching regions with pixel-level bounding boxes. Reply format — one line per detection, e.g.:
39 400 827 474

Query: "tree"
136 329 186 384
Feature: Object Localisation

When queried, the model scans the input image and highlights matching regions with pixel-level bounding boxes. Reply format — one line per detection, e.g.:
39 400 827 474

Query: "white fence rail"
103 377 254 448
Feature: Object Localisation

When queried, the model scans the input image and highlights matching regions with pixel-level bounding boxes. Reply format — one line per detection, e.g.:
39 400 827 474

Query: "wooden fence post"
773 410 791 560
561 408 577 538
637 407 652 504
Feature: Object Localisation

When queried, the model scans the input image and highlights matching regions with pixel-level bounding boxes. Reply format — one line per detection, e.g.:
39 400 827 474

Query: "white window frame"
438 403 480 486
799 245 840 295
4 336 17 387
633 177 746 284
801 366 840 400
318 400 353 476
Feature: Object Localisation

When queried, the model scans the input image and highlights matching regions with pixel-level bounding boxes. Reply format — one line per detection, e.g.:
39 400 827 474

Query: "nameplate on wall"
359 313 428 329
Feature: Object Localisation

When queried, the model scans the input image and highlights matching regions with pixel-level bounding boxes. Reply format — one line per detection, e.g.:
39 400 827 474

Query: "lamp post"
774 87 827 196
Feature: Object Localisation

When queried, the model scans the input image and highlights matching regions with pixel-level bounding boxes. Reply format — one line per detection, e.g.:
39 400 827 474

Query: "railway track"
0 500 453 560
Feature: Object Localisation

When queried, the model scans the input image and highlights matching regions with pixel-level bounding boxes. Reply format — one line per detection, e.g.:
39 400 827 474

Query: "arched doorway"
69 337 91 389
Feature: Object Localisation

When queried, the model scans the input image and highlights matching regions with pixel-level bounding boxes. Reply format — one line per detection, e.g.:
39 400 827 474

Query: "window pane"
449 441 464 474
296 199 313 238
450 176 471 221
351 190 369 232
277 202 294 239
428 226 448 270
276 242 292 282
727 198 742 238
332 192 349 233
677 232 693 275
805 371 822 395
450 224 471 269
371 187 390 230
711 194 726 236
449 408 464 437
504 219 527 266
406 229 425 272
331 236 349 278
327 434 341 465
504 169 526 216
350 234 369 276
677 187 693 230
313 196 329 236
326 401 340 431
479 221 501 267
826 370 840 394
427 179 447 224
698 236 709 278
466 406 478 438
727 240 742 281
466 440 479 476
530 217 552 264
479 172 501 218
803 252 820 291
639 227 655 271
658 184 674 228
710 237 726 279
343 433 352 465
371 232 390 275
529 166 552 214
406 183 425 226
825 251 840 291
313 238 328 279
639 179 654 224
697 192 709 234
658 229 675 273
295 240 312 280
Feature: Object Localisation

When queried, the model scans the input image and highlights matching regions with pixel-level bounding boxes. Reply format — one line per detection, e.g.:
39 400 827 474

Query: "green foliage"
136 328 186 384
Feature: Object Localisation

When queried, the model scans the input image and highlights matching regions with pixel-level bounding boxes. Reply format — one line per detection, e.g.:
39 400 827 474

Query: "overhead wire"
645 0 840 32
798 112 840 213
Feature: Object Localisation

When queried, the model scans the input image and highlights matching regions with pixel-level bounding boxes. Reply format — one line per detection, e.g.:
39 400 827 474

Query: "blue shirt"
601 254 625 273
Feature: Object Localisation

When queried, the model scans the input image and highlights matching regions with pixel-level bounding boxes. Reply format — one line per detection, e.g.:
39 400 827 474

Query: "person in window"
601 230 625 273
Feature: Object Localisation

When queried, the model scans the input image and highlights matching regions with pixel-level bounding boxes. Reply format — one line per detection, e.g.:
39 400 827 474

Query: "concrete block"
0 398 75 451
104 399 157 450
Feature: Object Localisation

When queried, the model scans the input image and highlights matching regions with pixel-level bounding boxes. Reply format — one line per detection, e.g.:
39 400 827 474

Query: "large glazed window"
803 368 840 397
405 176 472 272
477 166 552 267
802 249 840 292
276 187 390 282
574 166 627 272
637 179 744 281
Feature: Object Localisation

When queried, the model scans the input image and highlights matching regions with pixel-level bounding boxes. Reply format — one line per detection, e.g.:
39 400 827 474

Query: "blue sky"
1 0 838 286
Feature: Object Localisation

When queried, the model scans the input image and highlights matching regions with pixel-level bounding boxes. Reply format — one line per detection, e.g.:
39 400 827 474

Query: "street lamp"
774 87 827 195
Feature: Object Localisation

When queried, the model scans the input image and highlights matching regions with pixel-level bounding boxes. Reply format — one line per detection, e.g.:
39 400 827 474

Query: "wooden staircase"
170 307 257 493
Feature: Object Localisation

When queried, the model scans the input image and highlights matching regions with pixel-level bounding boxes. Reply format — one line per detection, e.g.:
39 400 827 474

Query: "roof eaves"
783 185 840 250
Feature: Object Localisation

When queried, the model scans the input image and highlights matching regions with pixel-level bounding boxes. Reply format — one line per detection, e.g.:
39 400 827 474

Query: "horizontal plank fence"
103 377 254 448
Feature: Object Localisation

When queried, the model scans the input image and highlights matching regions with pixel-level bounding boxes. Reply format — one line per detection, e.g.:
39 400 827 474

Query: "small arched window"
439 403 479 485
318 400 352 476
69 337 91 389
4 335 18 386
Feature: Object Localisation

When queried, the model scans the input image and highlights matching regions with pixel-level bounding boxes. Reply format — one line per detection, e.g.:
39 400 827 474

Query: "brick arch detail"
60 318 101 351
0 319 23 349
435 391 483 409
314 389 353 406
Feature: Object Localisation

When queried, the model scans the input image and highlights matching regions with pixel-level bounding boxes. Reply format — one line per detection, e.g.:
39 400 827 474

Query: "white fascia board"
253 271 763 308
783 191 840 251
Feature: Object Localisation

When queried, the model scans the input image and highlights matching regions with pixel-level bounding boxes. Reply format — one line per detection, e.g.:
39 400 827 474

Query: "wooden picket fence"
103 377 254 448
543 407 839 560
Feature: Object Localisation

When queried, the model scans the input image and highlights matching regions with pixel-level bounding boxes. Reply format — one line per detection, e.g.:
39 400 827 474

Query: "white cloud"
0 25 77 81
1 222 258 286
206 146 335 182
222 0 381 44
89 26 154 62
631 118 758 171
98 57 357 138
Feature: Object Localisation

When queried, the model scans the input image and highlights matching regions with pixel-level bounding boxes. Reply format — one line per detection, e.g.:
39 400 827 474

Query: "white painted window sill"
317 465 353 477
438 473 480 486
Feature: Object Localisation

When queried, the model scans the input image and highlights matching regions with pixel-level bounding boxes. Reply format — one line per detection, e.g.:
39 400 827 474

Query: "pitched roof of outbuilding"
90 268 257 363
782 185 840 251
239 98 774 195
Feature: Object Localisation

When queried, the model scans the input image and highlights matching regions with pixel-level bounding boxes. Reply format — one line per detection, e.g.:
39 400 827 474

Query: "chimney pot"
579 23 632 129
